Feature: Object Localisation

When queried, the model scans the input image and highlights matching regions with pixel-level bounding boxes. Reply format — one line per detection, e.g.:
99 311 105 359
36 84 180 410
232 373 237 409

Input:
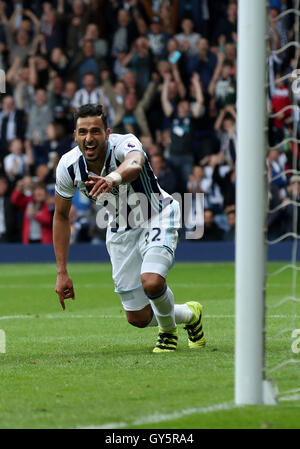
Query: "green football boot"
184 302 206 349
153 327 178 353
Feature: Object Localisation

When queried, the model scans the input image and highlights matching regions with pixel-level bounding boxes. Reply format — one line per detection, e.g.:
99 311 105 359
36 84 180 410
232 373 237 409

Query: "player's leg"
117 268 205 350
141 270 178 353
140 234 205 350
117 287 153 327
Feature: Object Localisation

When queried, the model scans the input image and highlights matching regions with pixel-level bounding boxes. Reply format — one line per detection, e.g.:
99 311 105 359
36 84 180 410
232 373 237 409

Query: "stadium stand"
0 0 298 245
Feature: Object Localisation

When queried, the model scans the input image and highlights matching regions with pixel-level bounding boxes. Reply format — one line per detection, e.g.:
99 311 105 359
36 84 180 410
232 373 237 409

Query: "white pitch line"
79 402 239 429
1 313 299 321
0 282 296 288
279 394 300 402
0 314 121 321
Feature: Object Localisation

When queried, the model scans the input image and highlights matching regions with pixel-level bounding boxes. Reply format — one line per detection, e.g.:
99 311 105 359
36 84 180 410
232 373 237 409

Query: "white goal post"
235 0 276 405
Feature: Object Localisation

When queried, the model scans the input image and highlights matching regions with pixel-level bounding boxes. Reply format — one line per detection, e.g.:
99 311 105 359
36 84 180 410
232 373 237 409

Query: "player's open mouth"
84 144 97 155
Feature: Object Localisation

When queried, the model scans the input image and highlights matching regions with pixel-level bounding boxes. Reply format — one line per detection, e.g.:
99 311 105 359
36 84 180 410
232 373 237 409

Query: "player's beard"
81 139 106 162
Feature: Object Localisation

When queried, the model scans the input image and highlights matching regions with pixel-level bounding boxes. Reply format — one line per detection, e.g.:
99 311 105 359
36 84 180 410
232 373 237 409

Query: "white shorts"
106 200 180 305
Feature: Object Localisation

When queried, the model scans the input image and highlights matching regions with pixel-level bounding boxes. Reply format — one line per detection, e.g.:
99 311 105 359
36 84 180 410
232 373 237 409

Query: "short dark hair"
74 104 107 129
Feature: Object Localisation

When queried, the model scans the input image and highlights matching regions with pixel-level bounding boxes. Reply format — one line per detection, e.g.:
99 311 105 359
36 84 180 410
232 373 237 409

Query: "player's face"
74 116 110 162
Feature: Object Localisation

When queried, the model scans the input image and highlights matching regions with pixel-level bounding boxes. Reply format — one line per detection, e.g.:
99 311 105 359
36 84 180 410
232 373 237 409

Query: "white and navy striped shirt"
55 133 172 229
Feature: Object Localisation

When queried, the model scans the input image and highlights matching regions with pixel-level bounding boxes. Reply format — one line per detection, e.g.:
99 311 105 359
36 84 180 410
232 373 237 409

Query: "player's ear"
106 128 111 139
73 129 77 142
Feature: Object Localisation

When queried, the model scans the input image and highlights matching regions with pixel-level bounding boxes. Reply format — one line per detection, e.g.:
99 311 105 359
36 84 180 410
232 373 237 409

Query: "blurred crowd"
0 0 299 244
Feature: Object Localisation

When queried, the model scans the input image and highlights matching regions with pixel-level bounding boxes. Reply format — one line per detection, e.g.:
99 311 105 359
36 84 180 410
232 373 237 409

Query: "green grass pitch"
0 261 300 429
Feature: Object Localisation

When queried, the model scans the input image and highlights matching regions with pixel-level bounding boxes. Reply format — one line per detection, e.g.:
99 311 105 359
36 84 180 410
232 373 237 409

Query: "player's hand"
85 175 115 199
55 273 75 310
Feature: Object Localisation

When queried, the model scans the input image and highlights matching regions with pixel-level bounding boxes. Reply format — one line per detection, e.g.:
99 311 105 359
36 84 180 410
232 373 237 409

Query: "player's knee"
126 306 152 328
127 317 149 328
141 273 165 298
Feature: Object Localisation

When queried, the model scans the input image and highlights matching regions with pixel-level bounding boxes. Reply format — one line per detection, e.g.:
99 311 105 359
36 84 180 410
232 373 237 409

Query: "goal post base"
262 380 277 405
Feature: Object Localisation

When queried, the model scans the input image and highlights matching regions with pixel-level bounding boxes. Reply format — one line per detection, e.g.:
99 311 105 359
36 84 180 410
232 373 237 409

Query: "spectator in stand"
267 148 287 192
66 0 91 58
71 71 112 125
175 17 201 57
167 37 189 87
210 59 236 109
146 142 162 159
269 67 292 144
78 39 101 86
269 3 288 52
121 36 155 91
25 88 54 166
47 75 69 126
69 38 107 87
0 95 25 154
110 90 152 137
0 175 20 242
113 48 130 79
159 70 186 132
6 58 35 112
212 0 238 45
161 72 204 191
27 53 51 90
49 47 70 80
201 208 224 241
198 154 225 215
101 71 125 125
136 16 148 38
223 207 235 241
150 153 177 194
0 7 40 65
11 180 53 244
83 23 108 60
62 80 77 132
178 0 206 32
102 69 157 137
212 161 236 210
214 104 237 166
223 43 237 76
147 16 169 62
123 70 143 99
72 72 107 111
40 8 64 54
36 123 69 167
186 37 218 92
111 8 138 57
3 138 27 183
284 175 300 239
188 165 205 194
159 0 175 35
69 204 91 244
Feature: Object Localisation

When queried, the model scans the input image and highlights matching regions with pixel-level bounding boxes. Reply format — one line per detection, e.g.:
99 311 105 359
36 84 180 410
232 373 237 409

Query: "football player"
53 104 205 352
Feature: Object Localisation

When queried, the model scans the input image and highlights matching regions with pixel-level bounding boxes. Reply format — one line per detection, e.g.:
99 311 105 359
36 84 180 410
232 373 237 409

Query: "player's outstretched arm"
86 151 145 199
53 193 75 310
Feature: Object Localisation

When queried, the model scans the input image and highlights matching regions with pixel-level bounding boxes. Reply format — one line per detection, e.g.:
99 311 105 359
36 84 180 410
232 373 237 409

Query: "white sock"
147 286 176 331
147 299 193 327
174 304 193 324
